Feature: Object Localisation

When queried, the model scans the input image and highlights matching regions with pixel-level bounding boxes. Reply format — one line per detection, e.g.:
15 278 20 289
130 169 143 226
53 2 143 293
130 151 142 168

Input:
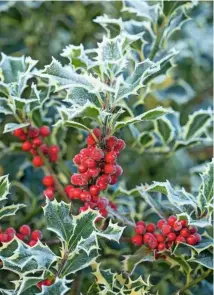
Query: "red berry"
135 224 145 235
71 188 82 199
99 208 108 217
144 233 157 249
189 226 197 234
49 145 59 154
19 225 31 236
187 235 198 245
40 126 50 137
114 139 126 152
22 141 32 151
87 134 96 146
0 233 9 243
173 221 182 231
146 223 156 233
78 164 88 173
49 153 58 162
157 219 166 229
32 137 42 147
44 187 54 200
29 240 37 247
64 185 74 195
16 233 25 241
109 175 118 185
32 156 44 167
167 215 177 226
79 203 90 213
175 236 186 244
97 197 109 210
43 176 55 187
156 234 165 243
167 232 177 242
73 154 82 165
180 219 188 227
30 148 37 156
31 230 42 241
92 128 102 139
91 148 104 161
180 228 190 238
87 168 100 178
104 151 118 164
28 127 40 138
83 158 97 169
19 134 27 141
5 227 16 237
80 190 91 202
71 174 88 186
39 144 49 154
158 242 166 251
132 235 143 246
104 164 116 175
115 165 123 176
136 221 146 227
106 136 118 150
13 128 25 137
193 233 201 243
89 185 100 196
161 224 172 235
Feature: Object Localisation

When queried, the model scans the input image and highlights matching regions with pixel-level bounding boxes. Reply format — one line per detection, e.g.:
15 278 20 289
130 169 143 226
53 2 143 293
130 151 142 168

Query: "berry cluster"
0 225 42 247
131 216 201 253
13 125 60 200
13 125 59 167
64 128 125 216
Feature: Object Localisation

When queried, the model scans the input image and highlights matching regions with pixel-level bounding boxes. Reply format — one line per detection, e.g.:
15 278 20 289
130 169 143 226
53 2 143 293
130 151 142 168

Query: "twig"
69 271 83 295
172 269 212 295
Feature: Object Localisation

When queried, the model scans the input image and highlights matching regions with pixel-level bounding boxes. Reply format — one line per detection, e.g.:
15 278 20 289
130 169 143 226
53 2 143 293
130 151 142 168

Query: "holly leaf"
123 246 155 274
113 107 171 132
183 110 212 141
189 250 213 269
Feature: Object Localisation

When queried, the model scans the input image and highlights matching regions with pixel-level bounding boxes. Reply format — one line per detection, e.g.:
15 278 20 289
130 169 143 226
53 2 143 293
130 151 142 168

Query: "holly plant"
0 1 213 295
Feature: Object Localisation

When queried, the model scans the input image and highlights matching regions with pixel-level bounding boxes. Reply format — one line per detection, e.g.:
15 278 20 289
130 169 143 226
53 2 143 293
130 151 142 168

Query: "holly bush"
0 1 213 295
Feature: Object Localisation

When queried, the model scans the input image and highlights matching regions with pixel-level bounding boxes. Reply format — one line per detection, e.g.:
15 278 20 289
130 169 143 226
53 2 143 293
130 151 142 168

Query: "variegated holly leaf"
61 44 93 69
123 246 155 274
0 175 25 220
0 238 57 277
197 161 213 214
154 117 175 144
113 107 171 132
39 58 113 94
3 123 30 134
183 109 212 141
93 262 152 295
38 278 70 295
43 199 124 276
189 250 213 269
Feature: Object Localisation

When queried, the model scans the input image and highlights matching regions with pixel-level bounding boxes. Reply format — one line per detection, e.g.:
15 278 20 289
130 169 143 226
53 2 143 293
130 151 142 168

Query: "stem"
107 207 135 227
69 271 83 295
37 150 70 204
172 269 212 295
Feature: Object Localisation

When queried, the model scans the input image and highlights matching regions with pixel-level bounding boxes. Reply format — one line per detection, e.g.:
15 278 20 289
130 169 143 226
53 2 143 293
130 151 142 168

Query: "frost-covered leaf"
155 117 175 143
183 110 212 140
0 204 25 220
0 54 25 84
40 58 113 93
43 200 124 276
197 161 213 211
61 44 93 69
0 175 9 202
38 278 70 295
189 250 213 269
3 123 30 134
114 107 171 132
